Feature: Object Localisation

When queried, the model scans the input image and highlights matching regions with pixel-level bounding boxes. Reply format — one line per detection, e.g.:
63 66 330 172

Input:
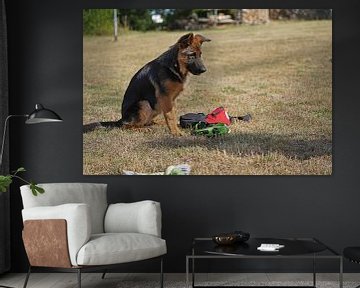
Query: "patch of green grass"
83 21 332 175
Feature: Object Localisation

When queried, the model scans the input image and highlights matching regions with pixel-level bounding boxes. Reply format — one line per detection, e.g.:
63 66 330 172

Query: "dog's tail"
100 119 123 128
83 119 123 133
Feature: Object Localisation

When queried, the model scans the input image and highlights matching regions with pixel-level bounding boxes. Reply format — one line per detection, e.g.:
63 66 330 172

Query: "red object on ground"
205 107 231 125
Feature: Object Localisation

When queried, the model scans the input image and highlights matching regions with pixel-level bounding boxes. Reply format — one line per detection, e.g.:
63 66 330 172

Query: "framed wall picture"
83 9 332 175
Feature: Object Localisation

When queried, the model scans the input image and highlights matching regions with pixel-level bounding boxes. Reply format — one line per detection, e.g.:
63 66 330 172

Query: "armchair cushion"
20 183 108 234
104 201 162 237
76 233 166 266
22 203 91 266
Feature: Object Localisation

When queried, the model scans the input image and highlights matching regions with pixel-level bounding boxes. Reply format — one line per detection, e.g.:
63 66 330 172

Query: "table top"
190 237 340 258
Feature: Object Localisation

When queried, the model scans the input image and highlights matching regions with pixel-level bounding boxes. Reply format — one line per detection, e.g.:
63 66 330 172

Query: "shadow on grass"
145 132 332 160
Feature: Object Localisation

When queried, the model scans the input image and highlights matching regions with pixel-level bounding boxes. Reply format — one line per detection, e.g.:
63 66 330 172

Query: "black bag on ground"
179 113 206 128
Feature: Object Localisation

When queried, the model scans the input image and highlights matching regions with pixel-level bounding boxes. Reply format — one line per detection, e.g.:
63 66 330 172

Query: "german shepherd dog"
98 33 210 136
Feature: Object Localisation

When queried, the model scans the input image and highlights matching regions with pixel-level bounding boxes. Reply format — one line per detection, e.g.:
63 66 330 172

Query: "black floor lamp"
0 103 62 288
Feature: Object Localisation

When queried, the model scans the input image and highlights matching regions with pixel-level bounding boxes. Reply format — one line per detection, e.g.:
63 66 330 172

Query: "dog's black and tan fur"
99 33 210 136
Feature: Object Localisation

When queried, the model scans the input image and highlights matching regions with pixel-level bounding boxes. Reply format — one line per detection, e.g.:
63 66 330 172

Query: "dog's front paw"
171 129 186 137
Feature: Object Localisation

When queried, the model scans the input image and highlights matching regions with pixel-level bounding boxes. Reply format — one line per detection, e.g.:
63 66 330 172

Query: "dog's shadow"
145 132 332 160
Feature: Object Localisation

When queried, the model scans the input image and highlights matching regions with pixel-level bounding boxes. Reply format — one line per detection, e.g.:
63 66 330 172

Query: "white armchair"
20 183 166 288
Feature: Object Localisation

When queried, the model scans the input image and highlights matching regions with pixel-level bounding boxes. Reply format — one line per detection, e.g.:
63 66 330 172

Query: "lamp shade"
25 104 63 124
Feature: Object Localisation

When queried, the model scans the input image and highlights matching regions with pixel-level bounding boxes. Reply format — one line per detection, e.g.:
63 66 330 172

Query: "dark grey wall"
5 0 360 273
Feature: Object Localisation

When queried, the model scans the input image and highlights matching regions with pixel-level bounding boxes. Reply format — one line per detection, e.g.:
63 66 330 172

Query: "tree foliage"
83 9 202 35
83 9 114 35
118 9 156 32
83 9 156 35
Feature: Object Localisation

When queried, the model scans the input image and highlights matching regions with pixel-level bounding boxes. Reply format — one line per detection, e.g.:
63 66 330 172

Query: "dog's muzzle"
188 61 207 75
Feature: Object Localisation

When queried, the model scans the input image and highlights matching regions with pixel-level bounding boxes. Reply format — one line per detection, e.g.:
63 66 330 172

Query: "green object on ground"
165 164 191 175
193 123 230 137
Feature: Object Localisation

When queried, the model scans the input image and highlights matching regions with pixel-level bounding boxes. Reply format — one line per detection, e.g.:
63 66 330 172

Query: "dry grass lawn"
83 20 332 175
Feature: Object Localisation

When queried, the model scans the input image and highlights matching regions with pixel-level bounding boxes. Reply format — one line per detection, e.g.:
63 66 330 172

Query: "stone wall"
239 9 331 25
240 9 270 25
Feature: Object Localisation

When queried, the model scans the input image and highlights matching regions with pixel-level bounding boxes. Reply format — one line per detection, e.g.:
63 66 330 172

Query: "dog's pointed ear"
177 33 194 48
194 34 211 46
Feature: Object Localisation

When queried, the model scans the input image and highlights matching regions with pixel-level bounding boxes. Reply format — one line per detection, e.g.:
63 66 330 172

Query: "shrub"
83 9 114 35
